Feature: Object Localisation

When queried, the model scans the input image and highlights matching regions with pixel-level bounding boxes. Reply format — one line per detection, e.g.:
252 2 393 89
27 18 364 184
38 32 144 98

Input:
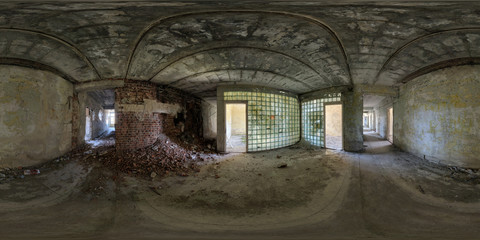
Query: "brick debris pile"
93 134 213 178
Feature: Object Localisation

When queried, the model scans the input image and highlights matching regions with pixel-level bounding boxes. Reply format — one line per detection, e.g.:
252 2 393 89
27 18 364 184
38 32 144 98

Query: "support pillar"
343 87 364 152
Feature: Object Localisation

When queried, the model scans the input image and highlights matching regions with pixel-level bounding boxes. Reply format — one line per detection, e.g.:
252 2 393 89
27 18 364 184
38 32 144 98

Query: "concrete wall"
325 104 342 137
202 99 217 140
395 65 480 168
0 65 73 168
343 87 364 152
374 97 394 139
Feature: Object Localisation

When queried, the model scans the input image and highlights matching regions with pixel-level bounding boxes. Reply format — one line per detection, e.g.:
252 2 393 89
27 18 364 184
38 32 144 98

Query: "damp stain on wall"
395 65 480 168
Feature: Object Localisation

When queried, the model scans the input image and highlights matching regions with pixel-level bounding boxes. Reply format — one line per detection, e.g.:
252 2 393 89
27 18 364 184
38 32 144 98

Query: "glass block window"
224 91 300 151
302 93 341 147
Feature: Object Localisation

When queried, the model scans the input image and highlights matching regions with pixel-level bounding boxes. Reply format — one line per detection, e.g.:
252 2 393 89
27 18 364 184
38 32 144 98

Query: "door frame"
324 102 343 149
224 101 248 153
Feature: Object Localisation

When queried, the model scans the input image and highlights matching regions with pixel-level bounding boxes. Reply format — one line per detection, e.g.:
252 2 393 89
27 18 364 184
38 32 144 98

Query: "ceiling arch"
0 57 75 82
126 11 351 96
375 28 480 85
150 47 344 97
0 28 100 82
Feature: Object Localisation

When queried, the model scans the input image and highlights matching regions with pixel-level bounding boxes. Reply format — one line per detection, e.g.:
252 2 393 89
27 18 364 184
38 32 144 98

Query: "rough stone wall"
395 65 480 168
0 65 73 168
115 81 203 151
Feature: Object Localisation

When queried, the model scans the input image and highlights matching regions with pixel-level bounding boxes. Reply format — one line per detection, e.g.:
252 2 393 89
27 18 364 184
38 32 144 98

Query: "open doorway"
325 104 343 149
84 89 116 143
85 107 92 141
225 103 247 152
387 107 393 143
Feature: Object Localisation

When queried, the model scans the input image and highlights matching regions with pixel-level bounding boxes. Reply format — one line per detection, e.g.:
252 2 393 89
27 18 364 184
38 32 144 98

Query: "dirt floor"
0 132 479 239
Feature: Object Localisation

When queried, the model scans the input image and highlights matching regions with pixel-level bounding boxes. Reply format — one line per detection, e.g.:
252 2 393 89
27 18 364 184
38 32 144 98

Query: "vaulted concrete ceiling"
0 1 479 97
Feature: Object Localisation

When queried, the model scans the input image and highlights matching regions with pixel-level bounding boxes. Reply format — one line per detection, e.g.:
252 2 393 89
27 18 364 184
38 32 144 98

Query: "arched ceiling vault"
127 11 351 97
376 28 480 85
2 2 480 98
0 28 100 82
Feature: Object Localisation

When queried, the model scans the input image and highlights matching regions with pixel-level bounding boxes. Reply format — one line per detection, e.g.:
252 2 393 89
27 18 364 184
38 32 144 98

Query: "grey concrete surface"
394 65 480 168
0 65 73 168
0 133 478 239
0 2 479 94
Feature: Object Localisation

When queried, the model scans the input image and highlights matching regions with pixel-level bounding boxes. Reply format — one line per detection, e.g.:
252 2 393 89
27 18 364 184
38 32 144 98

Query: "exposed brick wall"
115 80 157 150
115 80 204 151
162 114 181 137
158 86 203 138
117 80 156 104
116 112 163 150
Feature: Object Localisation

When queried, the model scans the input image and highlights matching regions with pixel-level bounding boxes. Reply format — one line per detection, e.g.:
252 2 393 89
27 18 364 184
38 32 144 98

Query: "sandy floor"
0 133 479 239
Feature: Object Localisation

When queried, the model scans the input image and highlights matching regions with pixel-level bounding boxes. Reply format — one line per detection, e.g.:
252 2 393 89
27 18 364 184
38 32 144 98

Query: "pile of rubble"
447 166 480 185
0 155 71 184
1 131 215 183
87 134 214 178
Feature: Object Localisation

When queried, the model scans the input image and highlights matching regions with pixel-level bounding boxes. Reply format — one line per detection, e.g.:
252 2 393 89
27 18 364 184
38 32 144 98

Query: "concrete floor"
0 133 479 239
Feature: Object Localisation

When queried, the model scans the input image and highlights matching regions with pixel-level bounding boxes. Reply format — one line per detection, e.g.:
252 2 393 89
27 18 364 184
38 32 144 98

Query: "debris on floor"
23 169 40 176
447 166 480 184
278 163 288 168
86 134 215 178
417 185 425 194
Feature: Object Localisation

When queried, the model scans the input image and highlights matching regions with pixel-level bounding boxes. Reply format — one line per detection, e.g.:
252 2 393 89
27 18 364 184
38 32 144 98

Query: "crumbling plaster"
395 65 480 168
1 2 480 94
0 65 73 168
374 96 395 140
202 98 217 140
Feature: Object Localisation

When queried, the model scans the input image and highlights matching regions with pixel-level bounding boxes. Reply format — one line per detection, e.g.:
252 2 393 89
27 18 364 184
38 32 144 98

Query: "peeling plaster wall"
395 65 480 168
343 88 364 152
374 97 394 139
202 99 217 140
0 65 73 168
